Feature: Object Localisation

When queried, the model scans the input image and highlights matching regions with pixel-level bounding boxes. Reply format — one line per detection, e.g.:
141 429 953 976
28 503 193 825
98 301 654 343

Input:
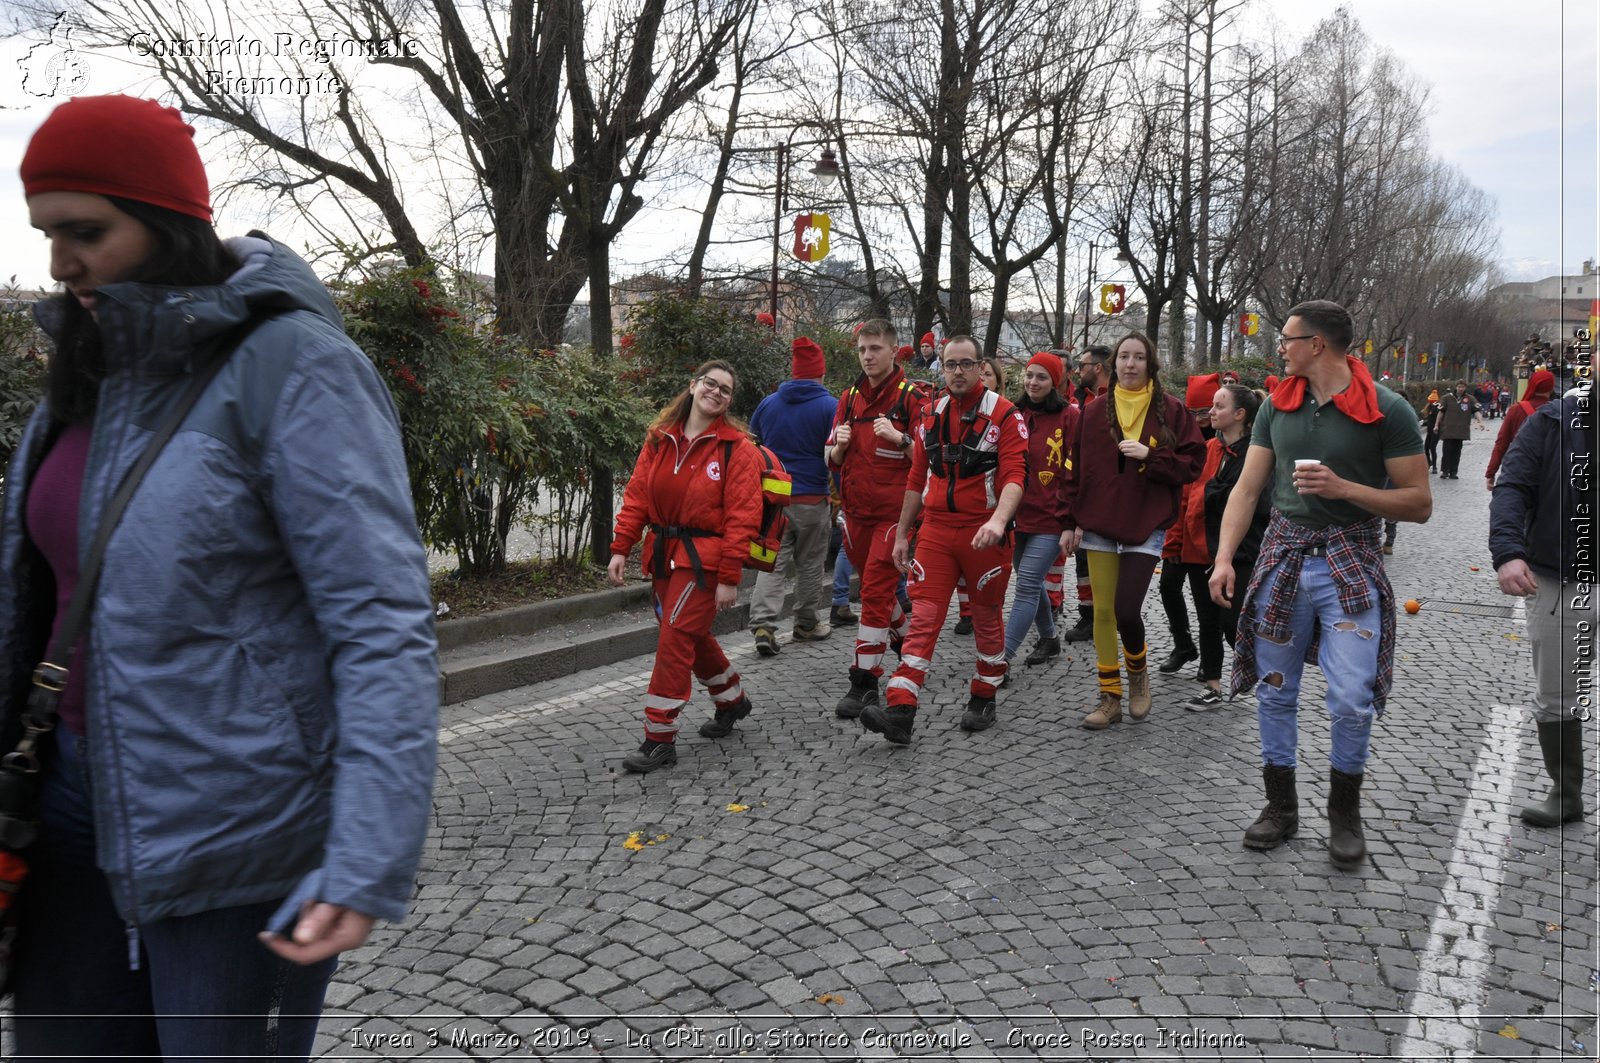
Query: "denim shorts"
1079 526 1166 558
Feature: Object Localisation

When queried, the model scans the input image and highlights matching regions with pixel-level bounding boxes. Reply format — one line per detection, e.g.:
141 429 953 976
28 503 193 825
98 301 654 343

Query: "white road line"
1394 597 1529 1057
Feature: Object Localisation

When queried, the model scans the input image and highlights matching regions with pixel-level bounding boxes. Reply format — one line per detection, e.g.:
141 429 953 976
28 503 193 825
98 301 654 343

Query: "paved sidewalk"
321 433 1597 1060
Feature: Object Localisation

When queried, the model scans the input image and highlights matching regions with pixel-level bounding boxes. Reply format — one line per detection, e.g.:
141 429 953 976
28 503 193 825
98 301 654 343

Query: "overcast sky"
0 0 1595 296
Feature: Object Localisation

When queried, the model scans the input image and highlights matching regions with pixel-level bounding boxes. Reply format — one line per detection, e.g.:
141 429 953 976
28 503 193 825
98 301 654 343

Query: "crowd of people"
606 297 1595 873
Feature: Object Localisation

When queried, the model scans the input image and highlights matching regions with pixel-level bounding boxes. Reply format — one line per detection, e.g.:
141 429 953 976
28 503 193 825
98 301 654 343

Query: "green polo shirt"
1251 382 1423 529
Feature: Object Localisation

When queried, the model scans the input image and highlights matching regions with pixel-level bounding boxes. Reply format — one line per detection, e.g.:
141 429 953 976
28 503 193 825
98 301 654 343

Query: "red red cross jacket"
906 386 1028 527
610 417 762 588
827 367 930 525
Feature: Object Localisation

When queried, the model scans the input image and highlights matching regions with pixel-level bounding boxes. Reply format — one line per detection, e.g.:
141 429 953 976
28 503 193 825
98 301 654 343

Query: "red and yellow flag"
793 214 831 262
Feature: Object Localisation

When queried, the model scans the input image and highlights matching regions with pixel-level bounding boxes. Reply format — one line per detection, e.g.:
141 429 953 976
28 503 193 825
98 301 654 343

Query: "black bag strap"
7 313 278 768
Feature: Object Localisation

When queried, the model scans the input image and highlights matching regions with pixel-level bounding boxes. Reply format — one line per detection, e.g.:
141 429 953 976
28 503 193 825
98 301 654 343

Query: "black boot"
1522 719 1586 826
959 694 997 732
861 702 916 745
835 668 878 719
1061 606 1094 643
1243 764 1299 850
954 615 973 635
699 696 752 738
1158 639 1199 674
1327 768 1367 867
1024 636 1061 666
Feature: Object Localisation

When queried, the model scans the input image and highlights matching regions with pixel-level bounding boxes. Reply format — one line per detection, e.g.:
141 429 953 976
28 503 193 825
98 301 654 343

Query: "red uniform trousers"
643 568 745 742
842 516 910 676
1044 549 1068 610
886 520 1012 708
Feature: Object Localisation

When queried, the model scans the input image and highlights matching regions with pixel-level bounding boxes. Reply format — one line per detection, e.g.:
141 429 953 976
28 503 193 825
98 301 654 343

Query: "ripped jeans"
1252 556 1381 775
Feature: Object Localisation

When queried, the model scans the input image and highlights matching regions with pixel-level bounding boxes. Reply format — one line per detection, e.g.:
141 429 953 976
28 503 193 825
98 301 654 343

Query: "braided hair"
1102 331 1173 448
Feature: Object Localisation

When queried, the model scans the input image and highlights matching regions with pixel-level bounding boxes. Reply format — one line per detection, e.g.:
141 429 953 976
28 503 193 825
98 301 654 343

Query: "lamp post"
770 139 842 322
1080 239 1130 350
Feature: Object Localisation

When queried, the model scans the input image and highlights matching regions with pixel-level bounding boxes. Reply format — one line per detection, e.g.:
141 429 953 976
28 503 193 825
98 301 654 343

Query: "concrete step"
436 579 800 705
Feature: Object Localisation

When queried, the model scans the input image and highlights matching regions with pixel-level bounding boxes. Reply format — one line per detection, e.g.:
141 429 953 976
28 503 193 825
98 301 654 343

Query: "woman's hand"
714 583 738 611
1059 527 1084 555
259 902 375 966
1117 439 1151 461
607 553 627 586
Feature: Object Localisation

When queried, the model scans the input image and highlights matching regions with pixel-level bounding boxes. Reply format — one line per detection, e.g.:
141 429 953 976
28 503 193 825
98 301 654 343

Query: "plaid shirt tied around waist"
1230 510 1397 714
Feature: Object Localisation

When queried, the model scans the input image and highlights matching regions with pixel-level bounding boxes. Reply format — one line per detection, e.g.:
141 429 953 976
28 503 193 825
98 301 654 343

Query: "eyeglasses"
943 359 979 372
1276 334 1315 348
697 377 734 399
1076 360 1101 370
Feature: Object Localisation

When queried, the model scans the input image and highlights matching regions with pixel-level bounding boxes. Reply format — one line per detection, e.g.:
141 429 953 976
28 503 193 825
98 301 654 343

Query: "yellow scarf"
1114 382 1154 441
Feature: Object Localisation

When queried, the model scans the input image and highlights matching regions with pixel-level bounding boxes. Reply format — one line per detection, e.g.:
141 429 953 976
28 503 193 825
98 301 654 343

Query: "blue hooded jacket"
749 379 836 496
0 235 438 929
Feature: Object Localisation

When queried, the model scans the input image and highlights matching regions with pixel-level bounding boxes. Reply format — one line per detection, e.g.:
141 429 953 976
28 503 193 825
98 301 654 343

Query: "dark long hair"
1215 383 1260 440
1102 330 1173 447
47 196 238 424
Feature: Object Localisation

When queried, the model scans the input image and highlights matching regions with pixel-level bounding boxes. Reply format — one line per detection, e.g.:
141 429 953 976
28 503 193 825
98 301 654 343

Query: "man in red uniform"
828 319 931 717
861 336 1028 744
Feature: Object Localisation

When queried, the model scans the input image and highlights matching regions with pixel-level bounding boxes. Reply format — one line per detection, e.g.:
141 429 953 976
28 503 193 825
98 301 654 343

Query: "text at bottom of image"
348 1021 1249 1055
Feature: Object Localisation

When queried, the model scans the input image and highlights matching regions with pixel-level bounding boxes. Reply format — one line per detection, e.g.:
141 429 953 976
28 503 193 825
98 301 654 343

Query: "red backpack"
723 440 792 571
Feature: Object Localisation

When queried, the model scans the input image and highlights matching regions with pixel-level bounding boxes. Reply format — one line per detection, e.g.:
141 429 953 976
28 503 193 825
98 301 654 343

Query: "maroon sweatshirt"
1063 390 1205 544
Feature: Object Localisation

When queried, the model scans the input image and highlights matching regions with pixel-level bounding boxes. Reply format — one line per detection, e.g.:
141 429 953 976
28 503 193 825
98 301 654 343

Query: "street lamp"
770 138 842 322
1080 239 1131 350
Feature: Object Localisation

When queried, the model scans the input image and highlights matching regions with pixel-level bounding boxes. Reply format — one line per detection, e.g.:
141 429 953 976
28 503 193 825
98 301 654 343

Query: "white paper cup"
1294 459 1318 469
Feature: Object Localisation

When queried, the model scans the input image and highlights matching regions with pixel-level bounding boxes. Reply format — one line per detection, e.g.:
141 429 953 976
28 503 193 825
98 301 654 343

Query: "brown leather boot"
1082 692 1122 729
1127 667 1151 721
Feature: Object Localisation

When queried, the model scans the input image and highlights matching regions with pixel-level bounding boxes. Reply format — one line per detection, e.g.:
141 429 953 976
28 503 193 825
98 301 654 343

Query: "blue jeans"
1252 557 1381 775
1003 531 1059 658
833 544 852 607
12 729 336 1061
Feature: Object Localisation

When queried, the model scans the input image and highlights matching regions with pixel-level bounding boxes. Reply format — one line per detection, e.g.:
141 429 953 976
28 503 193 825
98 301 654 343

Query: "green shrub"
0 288 47 472
624 294 786 417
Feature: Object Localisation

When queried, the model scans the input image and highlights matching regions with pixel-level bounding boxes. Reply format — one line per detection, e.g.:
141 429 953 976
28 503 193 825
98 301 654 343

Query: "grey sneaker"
792 621 832 642
1185 689 1224 712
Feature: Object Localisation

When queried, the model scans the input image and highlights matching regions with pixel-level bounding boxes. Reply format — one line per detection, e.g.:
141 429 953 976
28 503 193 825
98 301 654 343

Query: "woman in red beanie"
6 96 437 1060
1001 351 1078 668
1060 332 1204 729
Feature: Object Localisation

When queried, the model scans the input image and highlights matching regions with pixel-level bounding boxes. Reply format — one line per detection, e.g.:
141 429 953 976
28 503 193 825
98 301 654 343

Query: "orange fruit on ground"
1403 599 1421 614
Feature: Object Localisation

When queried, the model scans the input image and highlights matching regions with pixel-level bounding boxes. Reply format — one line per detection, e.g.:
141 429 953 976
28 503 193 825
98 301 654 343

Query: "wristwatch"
897 431 913 450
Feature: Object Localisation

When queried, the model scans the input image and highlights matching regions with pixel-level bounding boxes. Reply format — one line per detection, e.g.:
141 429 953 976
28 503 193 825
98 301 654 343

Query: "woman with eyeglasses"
1060 332 1205 729
608 362 763 773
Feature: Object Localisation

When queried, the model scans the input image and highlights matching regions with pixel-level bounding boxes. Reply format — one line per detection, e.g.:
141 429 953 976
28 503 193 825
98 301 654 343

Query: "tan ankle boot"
1082 692 1122 729
1127 668 1151 721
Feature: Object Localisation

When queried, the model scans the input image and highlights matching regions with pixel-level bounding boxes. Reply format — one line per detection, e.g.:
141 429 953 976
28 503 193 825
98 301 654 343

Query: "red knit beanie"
791 336 826 379
1025 350 1064 390
754 312 776 329
1264 374 1280 392
920 332 936 348
897 344 915 362
22 96 211 222
1185 372 1222 409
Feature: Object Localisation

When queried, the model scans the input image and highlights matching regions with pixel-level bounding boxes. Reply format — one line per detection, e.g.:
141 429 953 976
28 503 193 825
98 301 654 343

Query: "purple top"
24 421 92 736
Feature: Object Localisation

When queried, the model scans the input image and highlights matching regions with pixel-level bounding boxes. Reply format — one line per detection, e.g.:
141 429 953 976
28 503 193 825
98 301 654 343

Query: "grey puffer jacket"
0 235 437 928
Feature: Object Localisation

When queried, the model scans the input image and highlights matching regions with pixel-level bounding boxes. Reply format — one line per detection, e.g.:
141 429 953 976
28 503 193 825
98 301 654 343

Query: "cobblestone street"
323 435 1597 1060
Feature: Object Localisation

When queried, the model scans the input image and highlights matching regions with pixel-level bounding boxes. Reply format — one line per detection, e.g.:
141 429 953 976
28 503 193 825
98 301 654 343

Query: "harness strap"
648 523 718 588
